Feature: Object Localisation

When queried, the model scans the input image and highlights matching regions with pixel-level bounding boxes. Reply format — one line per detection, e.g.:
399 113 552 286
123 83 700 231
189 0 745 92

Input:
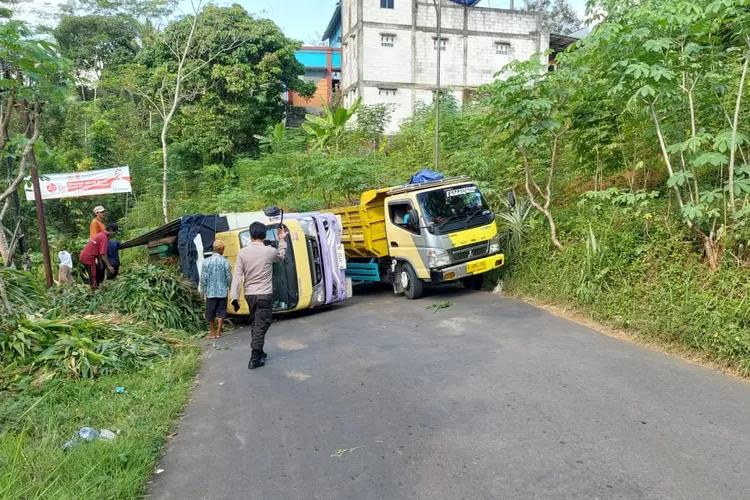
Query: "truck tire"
462 274 484 291
400 263 424 300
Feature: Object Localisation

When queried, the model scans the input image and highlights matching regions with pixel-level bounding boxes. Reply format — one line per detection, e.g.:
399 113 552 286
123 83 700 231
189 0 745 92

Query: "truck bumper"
430 253 505 283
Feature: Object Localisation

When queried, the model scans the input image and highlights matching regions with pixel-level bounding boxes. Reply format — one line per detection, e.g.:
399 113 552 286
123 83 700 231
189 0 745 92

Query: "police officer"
230 221 288 369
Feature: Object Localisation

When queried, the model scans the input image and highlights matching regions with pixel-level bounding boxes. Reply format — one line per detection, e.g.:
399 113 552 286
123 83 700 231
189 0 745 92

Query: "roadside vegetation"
1 0 749 496
0 266 202 498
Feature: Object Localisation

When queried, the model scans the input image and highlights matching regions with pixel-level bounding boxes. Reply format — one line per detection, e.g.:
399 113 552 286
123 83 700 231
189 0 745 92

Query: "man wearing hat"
90 206 107 238
80 223 119 289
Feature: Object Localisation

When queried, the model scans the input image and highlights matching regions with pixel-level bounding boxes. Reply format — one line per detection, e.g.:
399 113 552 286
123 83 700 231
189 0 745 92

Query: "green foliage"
1 269 50 313
1 265 202 389
0 349 198 499
303 97 361 153
0 315 174 386
51 266 204 332
565 0 750 263
496 196 538 256
54 14 140 76
132 4 315 165
89 119 118 167
356 103 395 147
98 266 203 330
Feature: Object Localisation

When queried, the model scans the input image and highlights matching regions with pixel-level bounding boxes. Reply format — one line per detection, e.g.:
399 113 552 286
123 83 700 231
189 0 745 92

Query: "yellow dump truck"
327 176 505 299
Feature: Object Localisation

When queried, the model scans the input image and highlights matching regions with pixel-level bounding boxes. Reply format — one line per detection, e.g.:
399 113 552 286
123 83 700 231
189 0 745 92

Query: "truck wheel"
400 263 424 300
462 274 484 291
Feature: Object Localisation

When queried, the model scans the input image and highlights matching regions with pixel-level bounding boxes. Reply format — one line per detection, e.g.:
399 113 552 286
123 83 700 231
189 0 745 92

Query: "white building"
340 0 549 133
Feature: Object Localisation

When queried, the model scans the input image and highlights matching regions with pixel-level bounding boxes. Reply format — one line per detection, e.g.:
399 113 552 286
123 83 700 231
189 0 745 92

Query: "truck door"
385 201 430 280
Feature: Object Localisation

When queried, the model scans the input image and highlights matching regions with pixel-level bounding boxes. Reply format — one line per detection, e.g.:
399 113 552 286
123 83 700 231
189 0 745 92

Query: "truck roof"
385 175 471 196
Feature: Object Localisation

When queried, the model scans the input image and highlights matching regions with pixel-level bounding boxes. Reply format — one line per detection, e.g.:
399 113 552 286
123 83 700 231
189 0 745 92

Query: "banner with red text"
25 167 132 201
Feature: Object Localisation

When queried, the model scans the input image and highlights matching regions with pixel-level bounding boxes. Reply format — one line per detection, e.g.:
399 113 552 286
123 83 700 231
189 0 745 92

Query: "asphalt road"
149 286 750 500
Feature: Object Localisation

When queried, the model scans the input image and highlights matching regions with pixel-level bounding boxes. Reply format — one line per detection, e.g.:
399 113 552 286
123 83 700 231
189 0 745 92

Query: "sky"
224 0 590 43
21 0 589 43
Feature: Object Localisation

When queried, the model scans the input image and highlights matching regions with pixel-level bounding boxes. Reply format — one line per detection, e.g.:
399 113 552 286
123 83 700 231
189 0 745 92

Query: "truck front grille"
449 241 490 264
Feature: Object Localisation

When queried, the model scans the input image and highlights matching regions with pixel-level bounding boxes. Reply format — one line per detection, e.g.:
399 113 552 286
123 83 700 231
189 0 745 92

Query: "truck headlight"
311 282 325 307
427 248 451 268
489 235 501 254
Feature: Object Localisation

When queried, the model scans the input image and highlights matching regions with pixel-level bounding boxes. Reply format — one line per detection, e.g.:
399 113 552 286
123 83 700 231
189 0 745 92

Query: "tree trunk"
161 127 169 223
0 198 9 262
543 207 565 252
522 149 565 252
0 225 9 263
728 40 750 212
0 271 10 315
703 235 722 271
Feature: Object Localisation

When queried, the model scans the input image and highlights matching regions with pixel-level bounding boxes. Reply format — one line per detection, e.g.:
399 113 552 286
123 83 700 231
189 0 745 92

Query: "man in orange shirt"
89 206 107 238
80 223 118 289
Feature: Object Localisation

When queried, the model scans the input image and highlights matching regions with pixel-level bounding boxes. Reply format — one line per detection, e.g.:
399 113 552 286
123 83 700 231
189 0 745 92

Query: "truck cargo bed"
326 189 390 259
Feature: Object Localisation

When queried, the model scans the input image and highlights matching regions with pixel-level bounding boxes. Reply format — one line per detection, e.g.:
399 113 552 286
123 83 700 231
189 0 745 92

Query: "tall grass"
0 350 199 499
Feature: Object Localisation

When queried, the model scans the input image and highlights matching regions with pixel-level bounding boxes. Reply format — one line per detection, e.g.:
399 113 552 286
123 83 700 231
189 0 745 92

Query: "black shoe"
261 350 268 360
248 358 265 370
248 350 266 370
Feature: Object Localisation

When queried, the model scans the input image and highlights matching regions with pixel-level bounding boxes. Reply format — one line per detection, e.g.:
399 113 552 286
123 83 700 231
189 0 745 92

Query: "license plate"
466 260 488 274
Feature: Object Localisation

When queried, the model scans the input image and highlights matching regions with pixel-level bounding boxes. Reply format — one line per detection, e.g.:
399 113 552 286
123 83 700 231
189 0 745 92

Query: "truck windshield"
417 184 493 234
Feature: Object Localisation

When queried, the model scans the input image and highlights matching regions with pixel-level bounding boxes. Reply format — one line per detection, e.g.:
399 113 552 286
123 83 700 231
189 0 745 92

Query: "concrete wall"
362 26 412 83
363 0 413 25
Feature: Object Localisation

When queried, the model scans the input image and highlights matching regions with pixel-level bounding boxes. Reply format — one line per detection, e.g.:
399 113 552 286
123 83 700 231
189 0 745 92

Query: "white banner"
25 167 132 201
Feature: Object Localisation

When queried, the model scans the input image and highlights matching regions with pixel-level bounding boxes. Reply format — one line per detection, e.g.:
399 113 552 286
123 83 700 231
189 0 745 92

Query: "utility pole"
433 0 442 171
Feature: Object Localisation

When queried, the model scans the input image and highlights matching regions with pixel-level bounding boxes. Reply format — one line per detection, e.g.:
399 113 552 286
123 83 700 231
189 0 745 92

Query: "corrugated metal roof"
321 4 341 42
120 218 182 249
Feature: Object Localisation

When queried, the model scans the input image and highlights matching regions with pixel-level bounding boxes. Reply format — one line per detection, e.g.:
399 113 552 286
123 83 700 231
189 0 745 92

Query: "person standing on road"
199 239 232 340
80 223 118 289
230 222 287 370
89 206 107 238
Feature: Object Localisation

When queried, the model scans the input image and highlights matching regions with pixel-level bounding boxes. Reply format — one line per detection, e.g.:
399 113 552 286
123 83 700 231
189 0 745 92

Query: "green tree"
0 18 70 307
522 0 582 34
484 56 575 251
89 119 117 167
569 0 750 268
54 14 139 100
116 3 313 221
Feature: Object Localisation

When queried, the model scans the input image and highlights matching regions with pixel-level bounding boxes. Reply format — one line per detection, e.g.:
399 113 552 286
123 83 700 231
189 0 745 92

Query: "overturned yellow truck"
327 175 505 300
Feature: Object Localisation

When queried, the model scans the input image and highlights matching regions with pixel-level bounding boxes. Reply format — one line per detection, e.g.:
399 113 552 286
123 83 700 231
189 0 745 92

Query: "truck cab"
331 176 504 300
219 213 350 315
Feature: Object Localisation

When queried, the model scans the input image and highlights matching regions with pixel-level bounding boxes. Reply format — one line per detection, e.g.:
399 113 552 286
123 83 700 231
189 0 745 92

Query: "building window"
433 38 447 51
495 42 511 55
381 0 394 8
378 88 397 97
381 35 395 47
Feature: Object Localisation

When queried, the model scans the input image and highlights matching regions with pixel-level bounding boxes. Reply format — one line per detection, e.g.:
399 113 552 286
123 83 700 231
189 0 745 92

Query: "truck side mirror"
263 206 281 218
507 191 517 209
407 209 420 231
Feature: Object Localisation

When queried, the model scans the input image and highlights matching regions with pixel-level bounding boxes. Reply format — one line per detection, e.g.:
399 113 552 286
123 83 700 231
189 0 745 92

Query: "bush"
51 265 204 333
0 315 176 388
0 265 203 389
